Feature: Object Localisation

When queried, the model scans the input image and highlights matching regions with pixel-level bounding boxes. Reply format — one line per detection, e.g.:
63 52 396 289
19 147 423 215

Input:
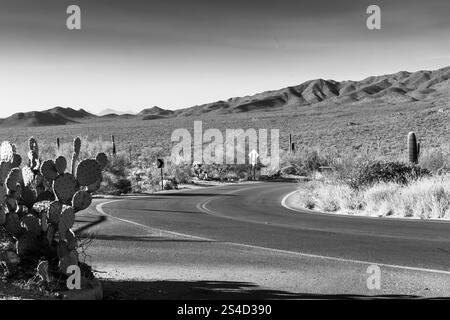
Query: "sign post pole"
157 158 165 190
248 149 259 181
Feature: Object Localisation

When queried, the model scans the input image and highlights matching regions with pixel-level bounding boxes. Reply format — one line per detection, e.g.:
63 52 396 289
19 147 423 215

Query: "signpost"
248 149 259 181
157 158 165 190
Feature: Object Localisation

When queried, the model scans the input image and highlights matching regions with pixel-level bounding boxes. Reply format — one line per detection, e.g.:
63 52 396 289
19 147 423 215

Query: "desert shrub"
282 149 330 176
167 162 193 184
129 167 160 193
114 179 132 194
420 146 450 174
297 181 362 212
341 160 431 190
197 163 253 181
362 182 401 216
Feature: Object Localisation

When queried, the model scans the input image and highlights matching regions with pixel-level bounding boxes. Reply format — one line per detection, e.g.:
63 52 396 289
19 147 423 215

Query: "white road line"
96 200 213 241
96 194 450 276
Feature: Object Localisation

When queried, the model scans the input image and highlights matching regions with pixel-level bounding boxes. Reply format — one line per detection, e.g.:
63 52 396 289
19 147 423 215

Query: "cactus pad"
15 205 29 218
96 153 108 169
59 250 79 274
0 185 6 204
0 141 15 163
6 197 18 212
6 168 21 193
65 229 77 250
55 156 67 174
53 173 78 204
20 214 41 237
21 186 37 208
0 161 12 183
11 184 22 200
47 225 56 245
21 167 34 187
72 190 92 212
11 154 22 168
0 205 6 225
41 211 48 232
36 260 50 282
57 240 70 258
76 159 102 186
41 160 59 181
86 179 102 192
16 234 38 257
48 201 63 224
5 212 21 237
58 206 75 239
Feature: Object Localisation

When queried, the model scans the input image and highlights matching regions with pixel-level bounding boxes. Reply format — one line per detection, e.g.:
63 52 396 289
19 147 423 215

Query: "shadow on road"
75 216 107 234
100 279 421 300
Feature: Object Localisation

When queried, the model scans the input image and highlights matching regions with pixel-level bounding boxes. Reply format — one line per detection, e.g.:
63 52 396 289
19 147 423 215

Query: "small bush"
114 179 132 194
196 163 253 181
282 149 330 176
342 161 431 190
420 146 450 174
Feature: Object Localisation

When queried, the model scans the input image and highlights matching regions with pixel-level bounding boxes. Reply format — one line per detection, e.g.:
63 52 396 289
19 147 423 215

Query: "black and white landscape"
0 0 449 302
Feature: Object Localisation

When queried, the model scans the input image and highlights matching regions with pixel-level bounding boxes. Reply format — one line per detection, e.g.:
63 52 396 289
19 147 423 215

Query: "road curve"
99 182 450 273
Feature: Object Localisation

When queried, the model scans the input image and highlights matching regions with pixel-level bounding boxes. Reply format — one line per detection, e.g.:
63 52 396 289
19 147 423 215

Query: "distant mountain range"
0 107 93 127
1 66 448 127
98 108 136 116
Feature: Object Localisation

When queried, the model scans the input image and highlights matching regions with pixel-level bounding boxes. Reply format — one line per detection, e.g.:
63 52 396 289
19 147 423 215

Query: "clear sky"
0 0 449 117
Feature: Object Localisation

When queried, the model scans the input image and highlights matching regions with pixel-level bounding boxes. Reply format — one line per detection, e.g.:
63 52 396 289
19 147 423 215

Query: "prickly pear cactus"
0 136 107 276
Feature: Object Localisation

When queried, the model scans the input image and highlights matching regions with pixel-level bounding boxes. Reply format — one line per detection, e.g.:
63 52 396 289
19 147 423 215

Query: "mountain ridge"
1 66 448 127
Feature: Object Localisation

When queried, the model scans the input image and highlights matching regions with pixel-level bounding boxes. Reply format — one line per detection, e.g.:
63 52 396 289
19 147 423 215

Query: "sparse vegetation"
296 175 450 219
293 134 450 220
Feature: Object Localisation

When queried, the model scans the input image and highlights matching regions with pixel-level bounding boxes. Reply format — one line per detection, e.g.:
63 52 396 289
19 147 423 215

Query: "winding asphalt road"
76 182 450 299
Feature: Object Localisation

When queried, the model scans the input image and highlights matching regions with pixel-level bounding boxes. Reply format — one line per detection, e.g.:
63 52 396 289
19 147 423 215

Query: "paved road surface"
75 182 450 299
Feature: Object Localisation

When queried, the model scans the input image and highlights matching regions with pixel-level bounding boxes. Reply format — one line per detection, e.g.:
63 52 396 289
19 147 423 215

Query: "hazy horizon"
1 0 449 118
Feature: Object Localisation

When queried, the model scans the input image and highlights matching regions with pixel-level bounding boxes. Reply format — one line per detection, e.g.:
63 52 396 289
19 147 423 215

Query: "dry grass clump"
297 174 450 220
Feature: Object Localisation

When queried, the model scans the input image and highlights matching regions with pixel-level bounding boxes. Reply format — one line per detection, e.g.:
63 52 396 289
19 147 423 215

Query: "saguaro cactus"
407 132 420 164
111 135 117 156
288 134 295 153
71 137 81 175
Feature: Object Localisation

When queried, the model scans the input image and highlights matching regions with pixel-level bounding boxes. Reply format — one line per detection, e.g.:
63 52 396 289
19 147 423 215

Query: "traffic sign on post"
248 149 259 180
157 159 165 169
249 149 259 166
156 159 165 190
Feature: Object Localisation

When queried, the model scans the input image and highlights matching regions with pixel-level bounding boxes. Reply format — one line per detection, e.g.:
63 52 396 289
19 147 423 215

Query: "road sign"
249 149 259 167
156 158 165 169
